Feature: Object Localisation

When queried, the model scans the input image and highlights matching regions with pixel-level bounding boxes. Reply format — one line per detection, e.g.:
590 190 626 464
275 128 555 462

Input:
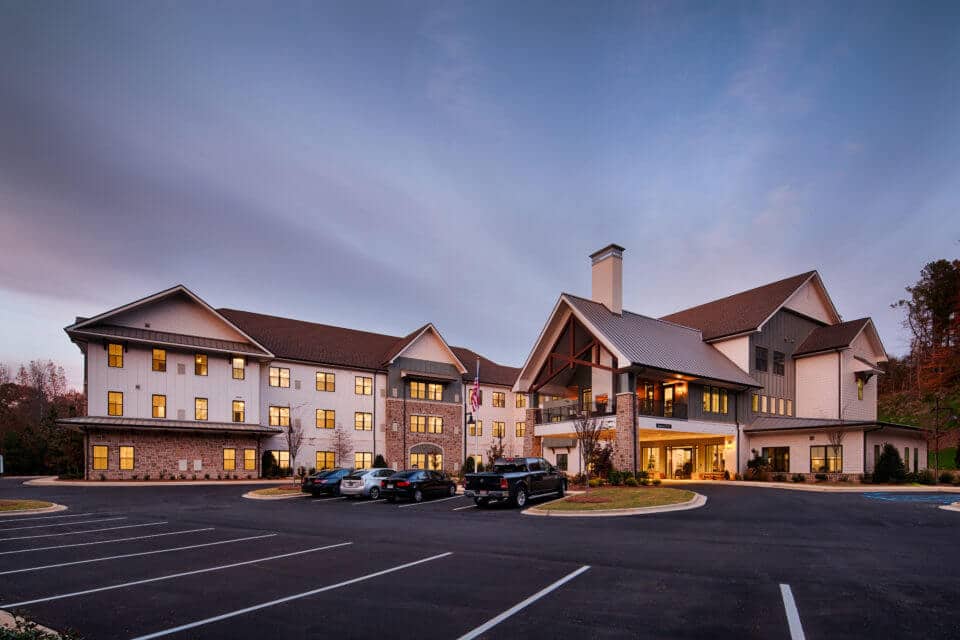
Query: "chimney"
590 244 625 314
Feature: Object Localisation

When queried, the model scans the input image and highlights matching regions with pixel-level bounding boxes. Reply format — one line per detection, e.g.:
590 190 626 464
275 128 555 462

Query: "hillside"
879 387 960 469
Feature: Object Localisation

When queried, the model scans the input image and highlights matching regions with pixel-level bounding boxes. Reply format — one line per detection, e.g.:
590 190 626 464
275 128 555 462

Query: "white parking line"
0 521 168 542
128 552 453 640
456 565 591 640
0 512 98 523
0 528 214 556
353 499 386 506
398 495 466 508
0 533 278 576
0 541 353 608
452 504 477 511
0 517 125 533
312 496 348 502
779 583 806 640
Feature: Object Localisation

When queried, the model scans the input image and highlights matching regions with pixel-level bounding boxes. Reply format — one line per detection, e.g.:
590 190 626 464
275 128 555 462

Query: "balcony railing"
637 399 688 420
537 400 615 425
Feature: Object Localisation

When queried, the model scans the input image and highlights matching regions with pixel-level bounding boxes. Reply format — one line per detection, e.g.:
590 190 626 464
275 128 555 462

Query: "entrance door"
668 447 693 479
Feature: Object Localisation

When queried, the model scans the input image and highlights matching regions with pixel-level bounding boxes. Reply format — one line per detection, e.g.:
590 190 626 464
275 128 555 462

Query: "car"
302 467 354 496
463 457 565 508
340 467 397 499
381 469 457 503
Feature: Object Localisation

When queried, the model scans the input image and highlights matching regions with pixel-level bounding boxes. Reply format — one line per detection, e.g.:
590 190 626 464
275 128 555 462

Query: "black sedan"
302 468 354 497
381 470 457 503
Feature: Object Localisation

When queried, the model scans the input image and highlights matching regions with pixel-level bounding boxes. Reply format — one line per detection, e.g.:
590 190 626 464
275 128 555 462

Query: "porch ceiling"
637 428 731 442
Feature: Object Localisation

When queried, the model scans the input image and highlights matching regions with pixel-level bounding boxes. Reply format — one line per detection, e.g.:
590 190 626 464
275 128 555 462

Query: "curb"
243 490 309 501
939 502 960 513
0 502 68 517
25 477 291 488
663 480 960 494
522 492 707 517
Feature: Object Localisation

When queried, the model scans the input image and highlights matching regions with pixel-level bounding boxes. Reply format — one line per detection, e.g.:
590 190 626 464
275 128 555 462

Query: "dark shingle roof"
69 324 268 357
451 347 520 387
58 416 282 434
793 318 871 357
659 271 817 341
564 294 759 387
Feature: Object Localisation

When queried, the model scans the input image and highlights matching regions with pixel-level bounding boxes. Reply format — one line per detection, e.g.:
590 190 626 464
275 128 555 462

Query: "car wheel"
369 486 380 500
448 484 457 497
413 489 424 503
475 498 489 508
557 480 566 497
513 485 528 508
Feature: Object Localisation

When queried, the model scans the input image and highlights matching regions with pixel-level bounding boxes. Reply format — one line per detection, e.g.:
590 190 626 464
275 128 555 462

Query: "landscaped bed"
537 487 694 512
0 499 55 512
246 486 302 497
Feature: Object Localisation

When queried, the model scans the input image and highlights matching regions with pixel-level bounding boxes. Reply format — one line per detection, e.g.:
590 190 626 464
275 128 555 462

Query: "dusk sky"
1 1 958 390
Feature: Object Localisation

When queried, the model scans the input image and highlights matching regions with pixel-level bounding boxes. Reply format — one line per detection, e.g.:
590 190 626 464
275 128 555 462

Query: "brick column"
615 392 636 473
524 407 540 456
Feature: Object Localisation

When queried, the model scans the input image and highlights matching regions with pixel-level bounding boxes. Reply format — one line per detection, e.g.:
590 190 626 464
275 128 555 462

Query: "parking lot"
1 478 957 639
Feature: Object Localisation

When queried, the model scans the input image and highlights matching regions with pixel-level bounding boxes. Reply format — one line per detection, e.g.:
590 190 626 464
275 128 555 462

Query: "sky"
0 1 958 390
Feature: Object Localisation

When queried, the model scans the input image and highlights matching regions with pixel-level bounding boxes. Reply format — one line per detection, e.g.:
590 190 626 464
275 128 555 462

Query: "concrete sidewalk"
24 476 292 488
662 479 960 493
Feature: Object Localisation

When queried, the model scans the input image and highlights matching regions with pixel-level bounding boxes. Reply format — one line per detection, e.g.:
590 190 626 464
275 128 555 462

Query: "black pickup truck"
463 457 566 508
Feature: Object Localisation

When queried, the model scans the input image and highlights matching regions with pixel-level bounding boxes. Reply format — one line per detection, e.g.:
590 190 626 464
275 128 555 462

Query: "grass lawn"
0 499 54 512
929 448 958 471
538 487 694 512
248 486 303 497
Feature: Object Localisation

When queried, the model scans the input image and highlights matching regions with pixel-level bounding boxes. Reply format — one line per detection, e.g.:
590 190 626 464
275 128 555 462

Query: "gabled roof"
793 317 886 360
450 346 521 387
381 323 468 374
660 271 834 341
65 324 267 357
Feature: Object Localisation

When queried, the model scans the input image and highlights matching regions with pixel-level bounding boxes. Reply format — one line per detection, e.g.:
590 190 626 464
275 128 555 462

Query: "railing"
537 401 615 425
637 399 688 420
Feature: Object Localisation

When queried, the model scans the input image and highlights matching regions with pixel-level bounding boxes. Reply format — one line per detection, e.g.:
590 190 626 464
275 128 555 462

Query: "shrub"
462 457 475 474
204 473 210 480
746 449 770 481
859 473 873 483
652 479 661 486
814 473 828 482
772 473 786 482
373 454 388 468
734 473 742 481
159 471 165 480
131 474 139 481
873 443 906 483
261 451 278 478
476 460 485 473
99 473 106 481
723 470 730 480
791 474 806 483
624 477 639 487
144 474 151 481
609 470 622 486
939 471 955 484
916 469 936 485
636 470 649 480
588 478 602 488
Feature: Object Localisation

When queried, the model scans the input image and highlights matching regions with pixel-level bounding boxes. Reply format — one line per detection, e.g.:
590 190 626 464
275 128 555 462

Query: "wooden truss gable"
531 314 615 393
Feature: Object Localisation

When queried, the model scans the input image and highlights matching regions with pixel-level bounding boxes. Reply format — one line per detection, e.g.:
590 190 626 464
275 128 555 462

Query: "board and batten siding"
687 384 738 424
748 309 824 418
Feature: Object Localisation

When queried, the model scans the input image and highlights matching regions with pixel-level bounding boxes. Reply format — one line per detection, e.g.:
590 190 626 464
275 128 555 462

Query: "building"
513 245 927 479
60 286 524 480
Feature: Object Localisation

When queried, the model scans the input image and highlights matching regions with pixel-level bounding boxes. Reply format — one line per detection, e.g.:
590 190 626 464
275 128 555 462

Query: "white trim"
759 272 842 333
387 324 468 374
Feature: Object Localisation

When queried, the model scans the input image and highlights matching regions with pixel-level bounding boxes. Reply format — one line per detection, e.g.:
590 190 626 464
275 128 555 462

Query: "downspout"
837 352 842 420
462 381 467 469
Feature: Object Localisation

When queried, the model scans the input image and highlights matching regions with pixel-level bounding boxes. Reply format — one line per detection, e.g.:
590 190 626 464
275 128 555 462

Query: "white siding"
840 332 878 421
109 293 249 342
467 385 527 460
711 336 750 373
398 330 459 367
795 352 839 419
865 431 928 472
783 280 836 324
745 429 865 475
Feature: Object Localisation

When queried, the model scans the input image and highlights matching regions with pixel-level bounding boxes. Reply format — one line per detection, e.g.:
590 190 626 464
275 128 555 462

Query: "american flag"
470 358 480 414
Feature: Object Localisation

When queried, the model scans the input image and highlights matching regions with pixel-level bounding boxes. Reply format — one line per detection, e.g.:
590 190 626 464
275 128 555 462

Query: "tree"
373 454 388 468
572 412 604 492
485 440 506 469
284 419 304 485
873 443 906 483
462 456 475 474
331 428 354 469
826 430 846 480
746 449 770 481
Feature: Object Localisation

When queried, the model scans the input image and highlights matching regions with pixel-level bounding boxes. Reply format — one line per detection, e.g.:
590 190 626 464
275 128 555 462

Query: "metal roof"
69 324 268 357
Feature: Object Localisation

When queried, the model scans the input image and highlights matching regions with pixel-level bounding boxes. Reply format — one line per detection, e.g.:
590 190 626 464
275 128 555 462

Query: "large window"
492 392 505 408
810 445 842 473
195 354 208 376
555 453 568 471
427 383 443 401
152 394 166 419
93 445 108 470
316 372 335 392
761 395 768 413
108 343 124 368
269 367 290 388
786 399 793 416
195 397 208 421
410 415 426 433
427 416 443 434
355 376 372 395
244 448 256 471
316 409 335 429
516 394 526 409
762 447 790 473
232 400 245 423
752 394 759 412
773 351 785 376
232 357 245 380
755 346 769 372
701 387 728 415
119 446 134 470
492 421 505 438
857 377 864 400
704 443 726 472
355 452 372 469
152 348 166 372
354 412 372 431
269 406 290 427
641 447 661 473
469 420 482 436
316 451 334 470
516 422 526 437
409 453 442 470
270 450 290 470
108 391 123 416
223 448 236 471
409 381 426 399
778 398 785 415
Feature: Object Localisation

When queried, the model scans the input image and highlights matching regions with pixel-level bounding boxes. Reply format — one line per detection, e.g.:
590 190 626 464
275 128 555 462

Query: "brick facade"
614 392 636 472
384 398 463 473
523 407 540 456
86 430 262 480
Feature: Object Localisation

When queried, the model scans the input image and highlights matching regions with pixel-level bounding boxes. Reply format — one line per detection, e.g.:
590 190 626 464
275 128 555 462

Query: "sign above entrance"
656 423 672 430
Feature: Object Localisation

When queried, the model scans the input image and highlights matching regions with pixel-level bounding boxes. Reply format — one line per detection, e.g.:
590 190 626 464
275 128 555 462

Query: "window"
755 346 769 372
269 406 290 427
195 397 208 421
244 448 256 471
316 451 335 470
492 421 505 438
409 453 442 470
492 392 505 408
152 394 166 418
762 447 790 473
752 394 759 412
556 453 568 471
701 387 728 415
469 420 482 436
641 447 661 472
704 443 726 472
108 391 123 416
427 416 443 434
857 377 864 401
232 400 245 423
269 367 290 388
120 446 134 470
761 395 768 413
582 388 592 409
810 445 842 473
773 351 785 376
427 383 443 401
516 394 526 409
232 357 245 380
316 409 335 429
786 399 793 416
778 398 785 415
516 422 526 437
271 450 290 470
355 452 373 469
409 381 426 399
316 372 335 392
108 343 124 368
152 349 166 372
194 354 208 376
354 412 372 431
93 445 108 470
410 415 426 432
904 447 910 472
354 376 372 395
223 448 236 471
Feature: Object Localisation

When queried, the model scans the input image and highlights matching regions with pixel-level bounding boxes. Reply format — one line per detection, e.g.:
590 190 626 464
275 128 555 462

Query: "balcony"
536 399 615 426
637 398 688 420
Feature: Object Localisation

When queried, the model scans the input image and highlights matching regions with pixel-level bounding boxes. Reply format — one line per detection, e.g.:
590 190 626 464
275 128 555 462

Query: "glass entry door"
667 447 694 479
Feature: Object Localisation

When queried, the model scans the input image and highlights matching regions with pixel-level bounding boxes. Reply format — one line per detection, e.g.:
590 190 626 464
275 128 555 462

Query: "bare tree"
826 429 845 480
331 427 354 469
285 420 304 485
573 412 604 493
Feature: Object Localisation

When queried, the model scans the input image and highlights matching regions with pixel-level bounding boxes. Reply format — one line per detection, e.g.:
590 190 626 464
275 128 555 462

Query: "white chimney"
590 244 625 314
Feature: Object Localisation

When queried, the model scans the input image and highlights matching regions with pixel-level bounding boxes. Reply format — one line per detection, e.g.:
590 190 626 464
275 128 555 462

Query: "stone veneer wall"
384 398 464 473
86 430 262 480
614 392 636 472
523 407 541 457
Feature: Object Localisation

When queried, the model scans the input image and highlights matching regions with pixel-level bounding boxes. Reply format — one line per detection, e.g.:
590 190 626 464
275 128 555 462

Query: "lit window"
269 367 290 388
492 421 505 438
427 383 443 401
354 412 372 431
315 450 334 470
410 415 426 433
108 391 123 416
857 378 864 400
354 376 373 395
108 343 124 368
786 399 793 416
243 448 256 471
316 409 335 429
232 400 245 422
232 357 245 380
152 349 166 372
354 452 373 469
409 381 426 399
195 354 208 376
773 351 785 376
761 395 768 413
316 372 335 392
271 450 290 470
810 445 842 473
516 394 527 409
119 446 134 470
409 453 442 470
702 387 728 415
752 394 759 412
152 394 166 418
516 422 526 437
755 346 769 372
93 445 108 470
269 406 290 427
762 447 790 473
778 398 785 415
469 420 482 436
492 392 505 408
223 448 236 471
428 416 444 434
195 398 208 421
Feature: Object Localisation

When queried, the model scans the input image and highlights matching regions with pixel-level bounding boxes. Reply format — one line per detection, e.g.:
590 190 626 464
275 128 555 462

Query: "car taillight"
381 480 387 487
396 481 410 487
499 478 508 489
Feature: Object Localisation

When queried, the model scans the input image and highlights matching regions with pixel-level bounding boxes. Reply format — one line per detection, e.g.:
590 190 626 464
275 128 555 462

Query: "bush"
939 471 955 484
144 474 151 481
261 451 278 478
462 457 475 474
99 473 106 481
916 469 936 485
588 478 602 488
624 477 639 487
476 460 485 473
636 470 649 480
373 454 388 468
772 473 786 482
734 473 742 481
814 473 828 482
746 449 770 481
860 473 873 483
131 474 138 481
791 474 806 483
838 475 849 483
723 470 730 480
873 443 907 483
652 479 661 486
609 470 622 486
204 473 210 480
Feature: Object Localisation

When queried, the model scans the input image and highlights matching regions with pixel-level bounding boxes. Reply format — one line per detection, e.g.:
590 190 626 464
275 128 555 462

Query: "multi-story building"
61 286 523 479
513 244 927 479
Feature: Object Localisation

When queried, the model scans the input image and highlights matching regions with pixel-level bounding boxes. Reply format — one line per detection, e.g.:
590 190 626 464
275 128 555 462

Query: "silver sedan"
340 468 397 499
